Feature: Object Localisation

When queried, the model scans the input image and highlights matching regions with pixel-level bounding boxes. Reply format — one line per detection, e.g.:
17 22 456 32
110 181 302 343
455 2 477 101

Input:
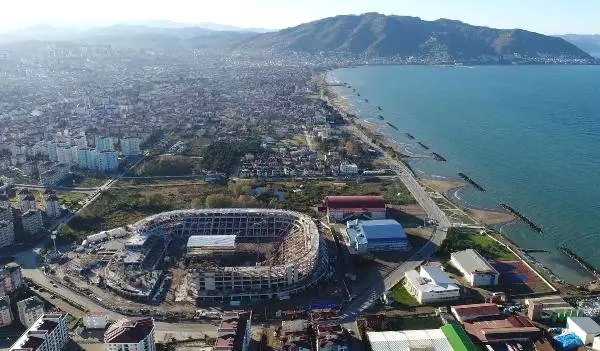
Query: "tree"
204 194 234 208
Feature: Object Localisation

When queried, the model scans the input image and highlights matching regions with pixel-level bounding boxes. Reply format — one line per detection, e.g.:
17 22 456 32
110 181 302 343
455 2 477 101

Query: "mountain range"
0 13 594 62
556 34 600 58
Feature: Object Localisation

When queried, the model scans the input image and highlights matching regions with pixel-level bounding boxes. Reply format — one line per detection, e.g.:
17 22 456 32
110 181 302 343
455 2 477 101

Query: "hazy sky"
1 0 599 34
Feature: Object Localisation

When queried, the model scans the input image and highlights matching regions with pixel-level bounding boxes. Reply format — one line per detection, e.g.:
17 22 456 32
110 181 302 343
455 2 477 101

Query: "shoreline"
321 71 598 291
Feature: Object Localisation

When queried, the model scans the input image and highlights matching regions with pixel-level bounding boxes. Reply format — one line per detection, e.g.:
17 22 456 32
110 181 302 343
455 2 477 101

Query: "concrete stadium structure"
104 209 328 301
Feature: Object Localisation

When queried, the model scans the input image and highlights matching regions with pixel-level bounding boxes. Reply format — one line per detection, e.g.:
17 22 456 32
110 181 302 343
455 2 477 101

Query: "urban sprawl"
1 42 600 351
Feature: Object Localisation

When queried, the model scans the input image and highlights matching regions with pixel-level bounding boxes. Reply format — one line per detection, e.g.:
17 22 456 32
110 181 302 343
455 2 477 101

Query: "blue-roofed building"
346 219 411 253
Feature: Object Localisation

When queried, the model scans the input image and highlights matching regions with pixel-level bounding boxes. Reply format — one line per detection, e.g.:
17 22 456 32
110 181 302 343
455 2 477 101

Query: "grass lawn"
57 192 88 209
439 228 517 261
391 284 419 307
279 178 416 214
71 173 109 188
471 234 517 261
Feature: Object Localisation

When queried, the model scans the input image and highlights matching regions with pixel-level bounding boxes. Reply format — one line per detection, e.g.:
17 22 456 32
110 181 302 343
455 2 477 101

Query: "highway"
340 123 451 322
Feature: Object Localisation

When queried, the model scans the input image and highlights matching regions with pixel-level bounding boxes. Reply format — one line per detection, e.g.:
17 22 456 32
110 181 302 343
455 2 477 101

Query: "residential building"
404 266 460 304
121 137 142 156
339 163 358 175
83 312 109 329
0 263 24 295
96 137 114 152
46 142 59 162
449 249 499 286
0 296 13 327
17 296 45 328
55 144 73 166
105 317 156 351
22 161 38 177
76 147 98 170
96 151 118 173
214 311 252 351
324 195 386 223
0 220 15 248
73 134 87 148
22 210 43 235
0 193 11 210
567 317 600 345
39 164 70 187
44 194 62 219
346 219 411 253
9 313 70 351
20 193 37 213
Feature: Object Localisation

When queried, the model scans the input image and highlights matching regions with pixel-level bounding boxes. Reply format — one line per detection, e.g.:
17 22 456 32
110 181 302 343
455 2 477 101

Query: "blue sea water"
331 65 600 285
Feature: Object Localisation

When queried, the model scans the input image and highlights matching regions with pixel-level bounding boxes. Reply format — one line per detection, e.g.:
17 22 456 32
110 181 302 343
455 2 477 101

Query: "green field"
438 227 516 261
391 284 419 307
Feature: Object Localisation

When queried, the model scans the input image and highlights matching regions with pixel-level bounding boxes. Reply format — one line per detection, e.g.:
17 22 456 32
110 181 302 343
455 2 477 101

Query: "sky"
0 0 599 35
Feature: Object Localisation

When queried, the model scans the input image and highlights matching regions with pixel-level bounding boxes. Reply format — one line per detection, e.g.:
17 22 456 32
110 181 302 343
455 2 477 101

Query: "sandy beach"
420 178 464 193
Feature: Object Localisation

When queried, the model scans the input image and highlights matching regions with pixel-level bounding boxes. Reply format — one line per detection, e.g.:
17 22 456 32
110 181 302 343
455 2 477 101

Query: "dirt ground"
467 208 516 225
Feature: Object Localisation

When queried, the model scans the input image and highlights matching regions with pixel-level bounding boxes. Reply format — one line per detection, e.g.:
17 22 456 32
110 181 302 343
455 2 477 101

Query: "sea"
330 65 600 285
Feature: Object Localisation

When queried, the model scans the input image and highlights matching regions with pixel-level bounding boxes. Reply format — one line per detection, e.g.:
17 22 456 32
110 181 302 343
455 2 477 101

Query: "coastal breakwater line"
458 172 486 192
431 152 447 162
417 141 430 150
559 246 600 281
500 203 543 233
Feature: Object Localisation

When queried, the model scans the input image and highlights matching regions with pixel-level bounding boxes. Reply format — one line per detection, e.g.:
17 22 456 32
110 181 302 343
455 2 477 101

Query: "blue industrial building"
346 219 411 253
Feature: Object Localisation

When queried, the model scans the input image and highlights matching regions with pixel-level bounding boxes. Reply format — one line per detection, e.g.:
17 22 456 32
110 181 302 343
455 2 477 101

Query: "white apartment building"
0 220 15 248
0 296 13 327
105 318 156 351
0 263 24 295
404 266 460 304
96 137 114 152
97 151 119 173
77 147 98 170
44 194 62 219
20 193 37 213
22 210 43 235
9 314 70 351
17 296 45 328
121 137 142 156
84 312 109 329
56 144 73 166
450 249 499 287
339 163 359 175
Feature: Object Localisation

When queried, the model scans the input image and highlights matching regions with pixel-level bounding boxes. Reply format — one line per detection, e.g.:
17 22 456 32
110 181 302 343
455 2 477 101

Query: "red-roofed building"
104 317 155 351
215 311 252 351
451 303 541 344
324 195 386 222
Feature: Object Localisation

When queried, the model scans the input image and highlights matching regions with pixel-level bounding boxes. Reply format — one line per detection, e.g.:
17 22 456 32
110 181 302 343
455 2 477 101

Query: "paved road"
340 123 451 322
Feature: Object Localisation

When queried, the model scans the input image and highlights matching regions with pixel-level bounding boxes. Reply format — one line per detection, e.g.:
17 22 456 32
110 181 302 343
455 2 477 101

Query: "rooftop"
187 235 237 249
215 311 252 351
325 195 386 212
347 219 408 243
104 318 154 344
405 268 460 294
10 314 66 351
451 249 499 275
368 329 453 351
567 317 600 333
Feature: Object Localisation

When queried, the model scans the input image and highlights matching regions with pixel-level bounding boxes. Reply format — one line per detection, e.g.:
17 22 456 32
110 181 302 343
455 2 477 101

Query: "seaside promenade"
340 120 451 322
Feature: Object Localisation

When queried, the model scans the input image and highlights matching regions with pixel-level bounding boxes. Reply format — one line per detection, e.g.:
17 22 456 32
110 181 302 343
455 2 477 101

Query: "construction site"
62 209 329 306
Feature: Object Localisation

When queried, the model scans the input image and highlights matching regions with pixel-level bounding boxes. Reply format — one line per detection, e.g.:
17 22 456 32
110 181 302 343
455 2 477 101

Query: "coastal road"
340 122 451 322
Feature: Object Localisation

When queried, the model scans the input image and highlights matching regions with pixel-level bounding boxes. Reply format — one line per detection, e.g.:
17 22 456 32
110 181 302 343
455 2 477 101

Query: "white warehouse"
450 249 499 287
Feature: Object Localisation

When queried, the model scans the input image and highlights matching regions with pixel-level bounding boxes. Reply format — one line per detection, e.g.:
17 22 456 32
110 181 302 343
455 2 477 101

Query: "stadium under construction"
101 209 329 302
